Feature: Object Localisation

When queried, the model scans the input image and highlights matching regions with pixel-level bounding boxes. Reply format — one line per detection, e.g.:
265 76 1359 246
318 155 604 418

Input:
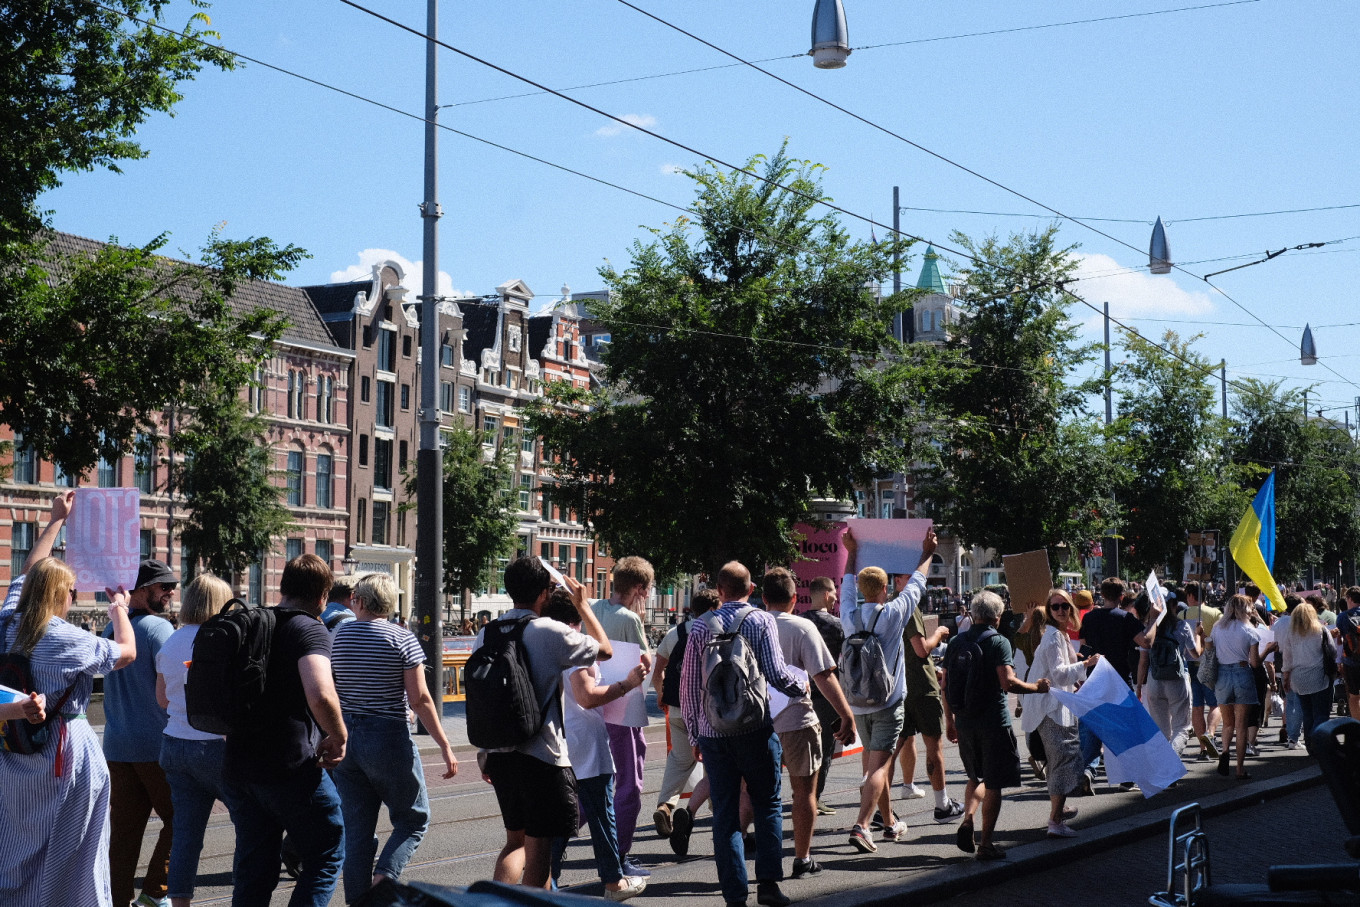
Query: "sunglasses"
1050 602 1073 611
157 583 176 593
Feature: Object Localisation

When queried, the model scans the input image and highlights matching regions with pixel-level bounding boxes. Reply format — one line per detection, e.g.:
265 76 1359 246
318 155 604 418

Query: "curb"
799 765 1325 907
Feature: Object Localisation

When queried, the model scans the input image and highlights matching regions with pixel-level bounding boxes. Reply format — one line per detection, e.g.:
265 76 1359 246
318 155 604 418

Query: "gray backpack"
839 604 893 709
700 607 770 734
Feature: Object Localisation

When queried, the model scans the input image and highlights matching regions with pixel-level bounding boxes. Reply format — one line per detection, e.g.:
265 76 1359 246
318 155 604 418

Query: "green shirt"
903 608 940 699
945 625 1014 728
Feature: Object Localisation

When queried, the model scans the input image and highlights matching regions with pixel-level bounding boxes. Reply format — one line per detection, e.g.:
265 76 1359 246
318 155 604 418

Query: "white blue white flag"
1049 658 1186 797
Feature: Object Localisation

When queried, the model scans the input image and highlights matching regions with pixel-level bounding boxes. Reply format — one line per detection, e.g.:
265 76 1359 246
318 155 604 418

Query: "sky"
40 0 1360 420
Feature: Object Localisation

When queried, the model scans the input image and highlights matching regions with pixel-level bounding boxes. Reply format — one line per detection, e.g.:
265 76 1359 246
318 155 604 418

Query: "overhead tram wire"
99 3 1348 428
897 202 1360 225
610 0 1360 396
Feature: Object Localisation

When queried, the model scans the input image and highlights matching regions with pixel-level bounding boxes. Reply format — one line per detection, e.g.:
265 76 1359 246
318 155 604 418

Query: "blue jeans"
159 735 226 899
220 768 344 907
332 714 431 904
1285 690 1303 743
550 774 624 885
699 729 784 904
1298 688 1334 744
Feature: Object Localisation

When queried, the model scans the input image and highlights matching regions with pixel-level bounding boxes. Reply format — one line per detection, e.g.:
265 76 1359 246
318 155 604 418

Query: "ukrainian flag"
1229 471 1285 611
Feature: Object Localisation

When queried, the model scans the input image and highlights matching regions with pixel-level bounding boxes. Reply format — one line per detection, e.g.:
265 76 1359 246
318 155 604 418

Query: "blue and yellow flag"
1229 471 1285 611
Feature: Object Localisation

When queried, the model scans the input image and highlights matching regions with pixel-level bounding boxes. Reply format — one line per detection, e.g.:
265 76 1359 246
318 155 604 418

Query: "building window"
508 328 521 352
519 473 533 511
502 426 516 451
12 434 36 485
403 335 412 358
356 499 367 544
248 552 264 605
377 329 397 372
140 529 154 560
483 416 497 436
881 490 894 519
96 433 119 488
376 381 394 428
481 366 496 385
440 381 454 414
374 438 393 491
287 370 307 420
249 365 266 413
398 441 408 469
315 539 332 567
317 375 335 424
358 435 369 468
10 522 34 577
316 453 333 509
287 450 305 506
286 538 304 562
54 461 77 487
575 546 586 583
458 385 471 413
441 343 455 367
400 383 410 410
134 433 155 493
360 376 371 404
372 500 390 546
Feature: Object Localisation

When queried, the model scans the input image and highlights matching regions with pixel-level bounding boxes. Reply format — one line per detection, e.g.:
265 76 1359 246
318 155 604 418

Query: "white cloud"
1071 252 1217 333
329 248 471 300
659 162 684 176
595 113 657 138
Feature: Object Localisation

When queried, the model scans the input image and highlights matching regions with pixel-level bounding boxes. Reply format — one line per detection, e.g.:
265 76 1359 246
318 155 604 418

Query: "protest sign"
769 665 809 719
789 522 849 613
845 519 934 575
1002 548 1051 613
599 640 650 727
67 488 140 593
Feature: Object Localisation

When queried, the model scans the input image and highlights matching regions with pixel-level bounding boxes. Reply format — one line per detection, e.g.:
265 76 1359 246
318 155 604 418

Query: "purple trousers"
606 723 647 855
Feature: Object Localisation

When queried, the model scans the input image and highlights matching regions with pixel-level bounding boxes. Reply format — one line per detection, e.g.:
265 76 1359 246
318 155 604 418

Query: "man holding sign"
763 568 855 879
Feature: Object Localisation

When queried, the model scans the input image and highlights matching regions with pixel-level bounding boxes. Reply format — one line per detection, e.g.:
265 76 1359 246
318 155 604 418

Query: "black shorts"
955 721 1022 789
485 750 579 838
1345 664 1360 697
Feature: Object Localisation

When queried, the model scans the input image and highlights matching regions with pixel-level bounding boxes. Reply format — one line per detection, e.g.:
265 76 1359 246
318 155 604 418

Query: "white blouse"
1020 626 1089 733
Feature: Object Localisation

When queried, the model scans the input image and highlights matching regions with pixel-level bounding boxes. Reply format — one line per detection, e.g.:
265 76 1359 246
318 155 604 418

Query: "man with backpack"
680 561 808 907
802 576 845 815
651 588 717 844
942 590 1051 861
838 527 938 854
213 554 347 907
469 556 614 890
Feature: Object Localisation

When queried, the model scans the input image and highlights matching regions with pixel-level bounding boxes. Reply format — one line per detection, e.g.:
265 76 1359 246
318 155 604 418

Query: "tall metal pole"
893 186 908 343
415 0 444 722
1103 302 1113 425
1221 361 1227 419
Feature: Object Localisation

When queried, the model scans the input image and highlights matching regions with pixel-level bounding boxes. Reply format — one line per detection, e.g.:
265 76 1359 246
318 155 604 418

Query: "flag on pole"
1229 471 1285 611
1049 659 1186 797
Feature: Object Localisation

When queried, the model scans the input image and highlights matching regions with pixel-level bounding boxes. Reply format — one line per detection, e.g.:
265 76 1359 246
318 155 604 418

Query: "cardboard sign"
846 519 934 576
1002 549 1051 613
789 522 850 614
67 488 141 592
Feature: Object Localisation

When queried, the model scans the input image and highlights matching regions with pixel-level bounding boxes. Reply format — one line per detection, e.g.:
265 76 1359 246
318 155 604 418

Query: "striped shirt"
680 602 806 745
332 619 425 720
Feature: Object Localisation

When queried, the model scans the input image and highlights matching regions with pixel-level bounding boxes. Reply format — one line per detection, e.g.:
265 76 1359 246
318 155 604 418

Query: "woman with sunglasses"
0 491 136 907
1019 590 1100 838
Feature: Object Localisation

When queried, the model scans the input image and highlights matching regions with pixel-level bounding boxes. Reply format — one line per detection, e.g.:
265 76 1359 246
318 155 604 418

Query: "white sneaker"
882 819 910 841
902 782 926 799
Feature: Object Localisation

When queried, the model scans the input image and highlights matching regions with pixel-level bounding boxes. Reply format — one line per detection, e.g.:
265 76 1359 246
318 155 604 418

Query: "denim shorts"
1188 663 1218 708
854 701 905 753
1214 663 1258 705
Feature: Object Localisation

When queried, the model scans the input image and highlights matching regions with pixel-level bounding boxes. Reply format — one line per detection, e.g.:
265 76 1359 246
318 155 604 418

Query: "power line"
898 201 1360 225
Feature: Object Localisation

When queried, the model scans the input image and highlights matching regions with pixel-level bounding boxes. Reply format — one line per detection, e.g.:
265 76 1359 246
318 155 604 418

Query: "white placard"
539 557 567 588
848 519 934 575
1255 626 1274 649
768 665 809 719
598 640 651 727
67 488 140 592
1146 570 1167 620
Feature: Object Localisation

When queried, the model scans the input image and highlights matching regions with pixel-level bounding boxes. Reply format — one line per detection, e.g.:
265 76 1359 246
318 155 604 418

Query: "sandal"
976 842 1007 861
955 820 976 853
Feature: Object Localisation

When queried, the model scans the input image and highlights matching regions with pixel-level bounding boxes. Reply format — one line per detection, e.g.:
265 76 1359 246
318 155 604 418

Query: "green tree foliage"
0 231 303 475
171 389 295 576
1229 379 1360 584
1109 330 1246 575
1 0 234 241
403 425 518 596
531 146 948 579
917 226 1118 564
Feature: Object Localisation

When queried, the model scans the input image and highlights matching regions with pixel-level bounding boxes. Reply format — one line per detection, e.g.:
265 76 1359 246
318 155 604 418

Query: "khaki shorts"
900 694 945 740
779 724 824 778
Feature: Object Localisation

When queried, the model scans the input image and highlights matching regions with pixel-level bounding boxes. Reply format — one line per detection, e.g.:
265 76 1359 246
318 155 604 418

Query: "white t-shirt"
562 664 614 780
156 625 222 742
1211 619 1261 665
771 611 835 734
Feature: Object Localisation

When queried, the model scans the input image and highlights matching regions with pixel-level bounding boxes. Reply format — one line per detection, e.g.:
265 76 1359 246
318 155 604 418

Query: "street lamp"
1149 216 1171 274
810 0 851 69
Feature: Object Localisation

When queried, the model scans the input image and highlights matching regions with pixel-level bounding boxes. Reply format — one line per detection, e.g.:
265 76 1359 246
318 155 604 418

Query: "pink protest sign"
789 522 849 614
67 488 141 592
846 518 935 575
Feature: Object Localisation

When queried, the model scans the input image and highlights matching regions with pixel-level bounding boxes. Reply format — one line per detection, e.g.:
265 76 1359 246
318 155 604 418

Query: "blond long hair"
179 574 233 626
11 558 75 655
1291 601 1322 637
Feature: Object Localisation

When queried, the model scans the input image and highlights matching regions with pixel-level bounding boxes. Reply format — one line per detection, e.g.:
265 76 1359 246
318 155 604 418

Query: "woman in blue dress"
0 492 136 907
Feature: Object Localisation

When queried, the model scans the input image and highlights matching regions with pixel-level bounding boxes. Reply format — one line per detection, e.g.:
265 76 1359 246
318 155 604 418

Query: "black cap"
135 559 178 590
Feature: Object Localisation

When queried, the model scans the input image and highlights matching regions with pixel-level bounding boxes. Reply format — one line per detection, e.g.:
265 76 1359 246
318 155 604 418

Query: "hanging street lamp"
1149 216 1171 274
810 0 851 69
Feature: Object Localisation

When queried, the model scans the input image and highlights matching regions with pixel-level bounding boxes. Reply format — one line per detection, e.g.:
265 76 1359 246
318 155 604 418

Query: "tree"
916 226 1118 565
1108 330 1244 575
2 0 234 241
171 389 295 576
531 146 948 579
0 231 302 475
402 425 518 596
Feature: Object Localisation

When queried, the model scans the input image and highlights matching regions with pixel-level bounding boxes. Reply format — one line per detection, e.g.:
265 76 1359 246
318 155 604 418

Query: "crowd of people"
2 493 1351 907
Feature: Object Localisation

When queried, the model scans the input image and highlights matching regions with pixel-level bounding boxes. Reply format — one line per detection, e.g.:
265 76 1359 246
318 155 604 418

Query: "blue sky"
41 0 1360 418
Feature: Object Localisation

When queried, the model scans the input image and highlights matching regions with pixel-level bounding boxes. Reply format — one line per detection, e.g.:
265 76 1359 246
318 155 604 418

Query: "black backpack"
465 615 559 749
186 599 306 736
1150 618 1186 681
661 622 688 708
0 612 75 755
943 628 998 719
